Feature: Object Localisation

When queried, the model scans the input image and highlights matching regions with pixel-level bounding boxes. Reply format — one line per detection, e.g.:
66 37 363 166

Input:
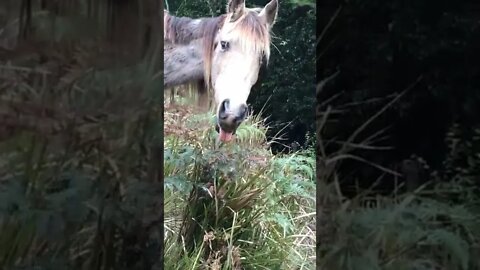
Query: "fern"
164 95 315 269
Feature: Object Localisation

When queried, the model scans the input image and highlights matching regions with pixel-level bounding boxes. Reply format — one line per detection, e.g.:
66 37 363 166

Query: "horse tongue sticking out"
219 128 234 142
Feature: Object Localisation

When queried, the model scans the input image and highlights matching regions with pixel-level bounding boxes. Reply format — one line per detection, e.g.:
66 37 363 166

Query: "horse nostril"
236 104 248 122
222 99 230 110
219 99 230 119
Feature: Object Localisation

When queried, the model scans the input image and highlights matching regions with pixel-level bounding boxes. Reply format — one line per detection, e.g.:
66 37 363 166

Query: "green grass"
163 96 316 269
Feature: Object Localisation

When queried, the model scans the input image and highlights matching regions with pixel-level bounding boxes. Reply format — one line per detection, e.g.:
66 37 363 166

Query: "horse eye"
220 41 229 51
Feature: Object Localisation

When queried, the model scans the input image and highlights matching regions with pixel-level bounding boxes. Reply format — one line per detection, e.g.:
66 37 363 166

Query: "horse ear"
227 0 245 22
259 0 278 27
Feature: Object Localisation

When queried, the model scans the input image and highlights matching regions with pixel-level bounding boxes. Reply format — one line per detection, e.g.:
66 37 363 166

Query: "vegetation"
316 91 480 269
5 0 477 269
316 1 480 269
317 0 480 188
0 1 164 269
163 96 315 269
162 1 316 268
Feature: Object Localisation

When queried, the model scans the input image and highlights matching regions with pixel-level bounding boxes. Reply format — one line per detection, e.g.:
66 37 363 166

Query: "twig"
316 69 340 97
316 6 342 47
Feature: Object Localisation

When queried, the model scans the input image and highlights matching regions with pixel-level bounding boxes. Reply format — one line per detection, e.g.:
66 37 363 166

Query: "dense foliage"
163 99 315 269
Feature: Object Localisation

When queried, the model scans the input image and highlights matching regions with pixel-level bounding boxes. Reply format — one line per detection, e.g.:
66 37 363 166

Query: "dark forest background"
318 0 480 193
316 1 480 269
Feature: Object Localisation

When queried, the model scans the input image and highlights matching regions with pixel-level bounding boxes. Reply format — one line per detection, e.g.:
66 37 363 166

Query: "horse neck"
164 40 205 89
164 14 221 44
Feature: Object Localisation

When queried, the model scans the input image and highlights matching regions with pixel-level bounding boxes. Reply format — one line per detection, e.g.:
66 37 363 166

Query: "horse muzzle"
215 99 248 142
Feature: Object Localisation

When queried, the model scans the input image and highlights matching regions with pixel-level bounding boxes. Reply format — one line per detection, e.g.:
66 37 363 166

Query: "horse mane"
164 10 225 45
200 15 226 90
164 12 226 108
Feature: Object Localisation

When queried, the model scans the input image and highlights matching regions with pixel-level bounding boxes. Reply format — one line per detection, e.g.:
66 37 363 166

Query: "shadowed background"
316 1 480 269
0 1 164 269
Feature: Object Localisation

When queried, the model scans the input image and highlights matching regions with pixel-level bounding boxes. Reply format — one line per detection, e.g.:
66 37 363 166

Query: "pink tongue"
219 128 233 142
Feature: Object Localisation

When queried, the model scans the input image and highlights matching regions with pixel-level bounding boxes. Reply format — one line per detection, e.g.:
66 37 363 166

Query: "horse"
163 0 279 142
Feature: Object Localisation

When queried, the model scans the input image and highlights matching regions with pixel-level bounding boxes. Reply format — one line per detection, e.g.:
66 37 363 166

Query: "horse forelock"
230 10 271 61
202 15 227 91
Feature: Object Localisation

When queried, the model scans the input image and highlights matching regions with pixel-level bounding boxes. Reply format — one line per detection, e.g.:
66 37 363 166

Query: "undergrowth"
316 79 480 270
163 95 316 270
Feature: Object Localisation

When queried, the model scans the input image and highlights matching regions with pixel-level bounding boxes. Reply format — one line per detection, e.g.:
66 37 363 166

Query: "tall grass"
0 1 164 269
164 95 316 269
